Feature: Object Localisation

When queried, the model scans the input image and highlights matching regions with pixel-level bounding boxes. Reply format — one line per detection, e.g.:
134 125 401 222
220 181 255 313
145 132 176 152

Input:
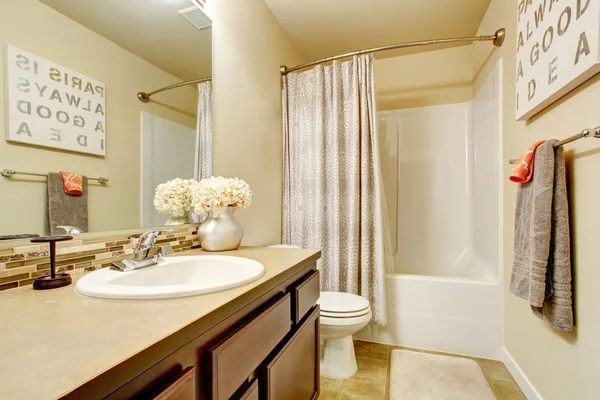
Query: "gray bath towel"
510 140 573 331
47 172 88 235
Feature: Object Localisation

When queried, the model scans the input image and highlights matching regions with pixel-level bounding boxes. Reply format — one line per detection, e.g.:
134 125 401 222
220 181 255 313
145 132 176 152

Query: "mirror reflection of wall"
0 0 212 238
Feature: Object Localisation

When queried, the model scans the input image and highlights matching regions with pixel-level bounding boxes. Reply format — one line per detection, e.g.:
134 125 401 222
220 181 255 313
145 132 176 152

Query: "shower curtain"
194 81 213 180
282 55 388 325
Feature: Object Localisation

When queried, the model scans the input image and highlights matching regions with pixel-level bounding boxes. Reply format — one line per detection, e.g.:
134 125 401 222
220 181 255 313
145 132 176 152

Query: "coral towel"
59 171 83 195
509 140 547 183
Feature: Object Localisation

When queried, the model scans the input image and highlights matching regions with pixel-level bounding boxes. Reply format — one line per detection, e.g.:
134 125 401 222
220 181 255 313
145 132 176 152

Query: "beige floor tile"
338 377 387 400
350 341 525 400
354 355 388 381
478 361 514 381
354 340 389 361
487 378 527 400
320 376 343 400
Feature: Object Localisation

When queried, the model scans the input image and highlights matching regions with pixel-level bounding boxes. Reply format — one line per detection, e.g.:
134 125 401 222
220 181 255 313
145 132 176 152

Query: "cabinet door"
209 294 292 400
151 367 195 400
263 306 320 400
236 379 259 400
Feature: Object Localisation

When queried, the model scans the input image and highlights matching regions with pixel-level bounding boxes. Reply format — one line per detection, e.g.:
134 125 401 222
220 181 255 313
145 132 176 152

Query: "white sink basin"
75 255 265 300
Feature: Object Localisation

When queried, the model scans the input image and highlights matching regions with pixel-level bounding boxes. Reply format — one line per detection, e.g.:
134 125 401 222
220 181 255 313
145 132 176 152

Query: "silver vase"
198 207 243 251
165 211 194 226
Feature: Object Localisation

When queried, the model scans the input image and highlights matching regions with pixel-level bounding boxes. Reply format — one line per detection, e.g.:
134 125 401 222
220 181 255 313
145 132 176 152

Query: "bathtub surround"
475 0 600 397
510 141 573 331
357 60 503 358
282 55 388 325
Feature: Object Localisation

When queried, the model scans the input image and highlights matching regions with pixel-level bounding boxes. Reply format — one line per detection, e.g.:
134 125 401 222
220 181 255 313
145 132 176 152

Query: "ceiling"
39 0 212 81
264 0 493 61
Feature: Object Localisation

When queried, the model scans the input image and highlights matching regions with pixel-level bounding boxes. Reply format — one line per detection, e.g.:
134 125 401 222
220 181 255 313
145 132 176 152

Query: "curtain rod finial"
137 92 150 103
280 65 288 76
493 28 506 47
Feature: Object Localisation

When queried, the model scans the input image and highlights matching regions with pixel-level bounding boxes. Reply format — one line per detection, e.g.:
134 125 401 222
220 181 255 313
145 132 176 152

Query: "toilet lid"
318 291 370 314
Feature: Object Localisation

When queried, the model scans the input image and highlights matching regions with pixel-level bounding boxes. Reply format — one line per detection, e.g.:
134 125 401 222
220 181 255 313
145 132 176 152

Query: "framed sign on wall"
4 45 106 156
516 0 600 121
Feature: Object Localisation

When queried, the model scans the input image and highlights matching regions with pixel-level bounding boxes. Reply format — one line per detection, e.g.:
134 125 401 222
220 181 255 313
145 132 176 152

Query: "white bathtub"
359 60 504 359
355 272 502 359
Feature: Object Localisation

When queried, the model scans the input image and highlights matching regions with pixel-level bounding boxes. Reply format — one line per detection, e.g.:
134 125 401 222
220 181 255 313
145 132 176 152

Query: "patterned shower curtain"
194 81 213 180
282 55 388 325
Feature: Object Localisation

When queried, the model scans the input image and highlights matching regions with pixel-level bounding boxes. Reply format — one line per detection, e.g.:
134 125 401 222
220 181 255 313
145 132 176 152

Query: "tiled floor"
320 340 527 400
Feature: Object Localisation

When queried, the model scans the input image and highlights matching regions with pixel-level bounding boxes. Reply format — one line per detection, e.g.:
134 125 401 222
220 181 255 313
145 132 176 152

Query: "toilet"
318 291 372 378
269 244 372 379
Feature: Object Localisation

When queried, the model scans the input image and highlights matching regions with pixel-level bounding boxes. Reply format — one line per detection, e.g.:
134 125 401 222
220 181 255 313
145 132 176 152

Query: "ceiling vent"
190 0 207 8
179 4 212 30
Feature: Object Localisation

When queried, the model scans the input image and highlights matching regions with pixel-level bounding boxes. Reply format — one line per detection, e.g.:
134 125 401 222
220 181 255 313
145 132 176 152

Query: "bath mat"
389 350 496 400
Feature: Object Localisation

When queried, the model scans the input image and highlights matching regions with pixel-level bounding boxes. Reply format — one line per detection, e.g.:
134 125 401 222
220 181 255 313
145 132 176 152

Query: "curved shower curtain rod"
137 76 212 103
280 28 506 76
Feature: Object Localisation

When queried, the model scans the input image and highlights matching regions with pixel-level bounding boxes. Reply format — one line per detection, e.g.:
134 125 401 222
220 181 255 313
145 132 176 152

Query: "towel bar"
0 169 108 184
508 127 600 164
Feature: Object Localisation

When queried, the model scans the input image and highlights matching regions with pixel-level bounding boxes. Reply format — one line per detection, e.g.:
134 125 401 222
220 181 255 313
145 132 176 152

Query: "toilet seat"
320 309 372 326
318 291 370 313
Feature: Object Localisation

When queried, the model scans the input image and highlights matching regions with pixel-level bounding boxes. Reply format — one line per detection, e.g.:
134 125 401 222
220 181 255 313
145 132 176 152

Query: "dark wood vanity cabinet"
62 260 320 400
151 367 196 400
263 306 320 400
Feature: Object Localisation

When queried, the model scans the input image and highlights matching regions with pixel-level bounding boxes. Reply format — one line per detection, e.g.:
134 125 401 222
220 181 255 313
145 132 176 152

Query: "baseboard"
501 347 543 400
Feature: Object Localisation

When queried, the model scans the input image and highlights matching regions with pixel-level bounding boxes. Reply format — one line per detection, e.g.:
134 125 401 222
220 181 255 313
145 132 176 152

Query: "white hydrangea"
153 178 198 216
192 176 253 213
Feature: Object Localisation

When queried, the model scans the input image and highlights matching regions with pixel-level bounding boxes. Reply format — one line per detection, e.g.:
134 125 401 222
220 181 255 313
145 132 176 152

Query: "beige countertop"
0 246 320 400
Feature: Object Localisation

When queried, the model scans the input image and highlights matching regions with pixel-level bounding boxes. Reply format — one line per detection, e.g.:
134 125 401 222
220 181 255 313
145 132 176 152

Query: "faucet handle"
135 230 160 252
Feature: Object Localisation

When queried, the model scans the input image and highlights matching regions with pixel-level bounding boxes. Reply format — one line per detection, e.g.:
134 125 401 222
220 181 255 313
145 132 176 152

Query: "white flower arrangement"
192 176 253 214
153 178 198 216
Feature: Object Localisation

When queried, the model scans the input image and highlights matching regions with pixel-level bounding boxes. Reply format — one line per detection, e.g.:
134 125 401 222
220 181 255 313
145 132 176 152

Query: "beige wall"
474 1 600 399
206 0 304 246
0 0 197 236
375 45 474 110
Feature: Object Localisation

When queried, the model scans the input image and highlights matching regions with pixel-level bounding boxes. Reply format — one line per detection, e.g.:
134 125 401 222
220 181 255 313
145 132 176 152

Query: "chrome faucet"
110 230 173 272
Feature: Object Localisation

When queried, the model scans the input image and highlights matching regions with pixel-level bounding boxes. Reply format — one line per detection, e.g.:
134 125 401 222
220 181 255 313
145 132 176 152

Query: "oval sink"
75 255 265 300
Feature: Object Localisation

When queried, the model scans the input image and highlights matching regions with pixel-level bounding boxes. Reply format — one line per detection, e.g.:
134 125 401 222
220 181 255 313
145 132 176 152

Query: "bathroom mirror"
0 0 212 239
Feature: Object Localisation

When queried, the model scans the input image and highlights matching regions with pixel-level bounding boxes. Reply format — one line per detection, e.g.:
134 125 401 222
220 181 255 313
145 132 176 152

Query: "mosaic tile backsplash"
0 227 200 291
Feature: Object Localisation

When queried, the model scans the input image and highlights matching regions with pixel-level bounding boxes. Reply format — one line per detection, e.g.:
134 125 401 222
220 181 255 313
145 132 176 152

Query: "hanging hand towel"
509 140 573 331
48 172 88 235
59 171 83 195
509 140 546 183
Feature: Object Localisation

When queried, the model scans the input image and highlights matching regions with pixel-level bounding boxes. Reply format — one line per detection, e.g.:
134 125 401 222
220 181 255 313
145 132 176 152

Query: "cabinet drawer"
236 379 259 400
263 306 320 400
209 293 291 400
292 270 320 324
151 366 195 400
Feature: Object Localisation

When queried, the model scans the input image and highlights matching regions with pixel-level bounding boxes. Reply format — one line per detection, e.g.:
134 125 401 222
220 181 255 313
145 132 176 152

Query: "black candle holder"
31 235 73 290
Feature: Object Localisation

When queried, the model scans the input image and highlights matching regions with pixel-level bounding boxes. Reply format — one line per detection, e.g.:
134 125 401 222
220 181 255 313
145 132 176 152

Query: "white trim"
501 346 543 400
496 57 506 349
